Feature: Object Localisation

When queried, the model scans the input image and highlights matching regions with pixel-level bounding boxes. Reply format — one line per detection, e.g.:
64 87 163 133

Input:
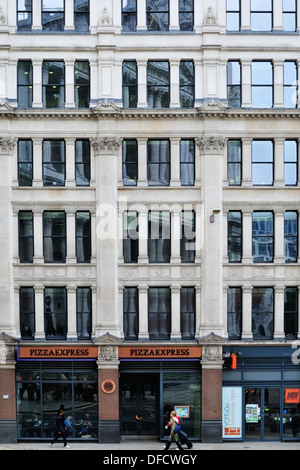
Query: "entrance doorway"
245 387 280 440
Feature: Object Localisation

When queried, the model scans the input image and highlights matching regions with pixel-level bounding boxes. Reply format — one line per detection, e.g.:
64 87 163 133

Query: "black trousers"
51 430 67 446
164 439 183 451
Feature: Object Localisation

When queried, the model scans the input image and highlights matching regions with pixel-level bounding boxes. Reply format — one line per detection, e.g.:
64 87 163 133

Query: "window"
251 61 273 108
146 0 169 31
122 61 138 108
179 0 193 31
227 61 241 108
20 287 35 340
148 287 171 339
122 0 137 31
18 61 33 108
180 140 194 186
43 211 66 263
226 0 240 31
284 140 297 186
251 0 272 31
18 140 33 186
283 0 296 31
19 211 34 263
123 287 138 340
180 287 195 339
122 140 138 185
76 211 91 263
148 211 171 262
227 140 242 185
17 0 32 30
284 287 298 339
123 211 139 263
77 287 92 339
252 211 274 263
252 140 273 185
75 61 90 108
181 211 195 262
42 0 64 31
285 211 298 263
75 139 90 186
284 61 297 108
228 211 242 262
227 287 242 339
147 139 170 185
44 287 67 339
43 140 65 186
43 61 65 108
74 0 89 31
180 61 194 108
252 287 274 339
147 61 170 108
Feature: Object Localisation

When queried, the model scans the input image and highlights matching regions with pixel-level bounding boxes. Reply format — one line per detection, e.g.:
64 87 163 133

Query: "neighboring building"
0 0 299 444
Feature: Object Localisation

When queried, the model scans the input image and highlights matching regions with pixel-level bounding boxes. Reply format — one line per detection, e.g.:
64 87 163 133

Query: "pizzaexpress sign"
119 346 202 359
18 346 98 359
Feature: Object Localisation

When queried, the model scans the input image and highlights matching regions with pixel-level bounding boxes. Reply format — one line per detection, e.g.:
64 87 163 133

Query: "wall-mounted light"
210 209 221 223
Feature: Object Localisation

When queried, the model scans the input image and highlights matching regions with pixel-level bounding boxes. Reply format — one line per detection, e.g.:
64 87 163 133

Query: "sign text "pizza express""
129 348 191 357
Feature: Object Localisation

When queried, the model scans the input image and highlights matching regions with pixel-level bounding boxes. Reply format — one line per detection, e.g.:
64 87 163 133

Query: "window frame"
227 139 242 185
146 0 169 31
19 210 34 263
180 139 195 186
17 60 33 108
18 139 33 186
74 60 90 108
251 61 273 109
228 211 242 263
284 287 298 339
122 0 137 32
76 211 91 263
122 61 138 109
76 287 92 339
180 287 195 339
42 139 66 186
148 287 171 340
284 139 298 186
179 0 194 31
75 139 90 186
227 60 241 109
43 210 66 263
147 61 170 109
252 286 274 340
42 60 65 108
122 139 138 186
74 0 89 32
250 0 273 32
123 211 139 263
42 0 65 31
179 60 194 108
252 211 274 263
20 287 35 340
148 211 171 263
284 211 298 263
44 286 67 339
226 0 240 31
252 139 274 186
147 139 170 186
284 61 297 109
227 286 242 339
123 287 139 340
180 210 195 263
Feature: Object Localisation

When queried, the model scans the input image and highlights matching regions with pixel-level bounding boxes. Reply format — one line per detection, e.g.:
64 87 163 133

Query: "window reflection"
147 61 170 108
252 287 274 339
146 0 169 31
252 211 273 263
42 0 64 31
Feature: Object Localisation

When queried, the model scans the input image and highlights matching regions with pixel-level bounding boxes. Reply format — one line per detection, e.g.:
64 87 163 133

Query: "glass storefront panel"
283 388 300 439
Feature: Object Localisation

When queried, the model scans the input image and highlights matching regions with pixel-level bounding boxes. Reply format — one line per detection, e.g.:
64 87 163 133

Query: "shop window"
283 0 297 31
42 61 65 108
20 287 35 339
74 0 89 31
43 140 65 186
123 211 139 263
76 211 91 263
77 287 92 339
179 0 194 31
228 211 242 262
284 140 298 186
18 60 33 108
148 211 171 262
18 139 33 186
227 287 242 339
251 0 272 31
122 61 138 108
146 0 169 31
17 0 32 30
285 211 298 263
180 139 195 186
181 211 195 262
42 0 64 31
147 61 170 108
226 0 240 31
252 211 273 262
44 287 67 338
123 287 139 339
122 139 138 185
122 0 137 31
43 211 66 263
180 61 194 108
251 61 273 108
252 140 273 185
180 287 195 339
148 287 171 339
283 388 300 439
284 287 298 339
227 61 241 108
147 139 170 185
252 287 274 339
19 211 34 263
75 61 90 108
227 140 242 185
75 139 90 186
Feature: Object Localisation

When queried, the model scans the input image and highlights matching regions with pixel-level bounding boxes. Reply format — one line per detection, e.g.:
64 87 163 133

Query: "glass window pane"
227 287 242 339
43 212 66 263
123 287 138 339
284 288 298 338
180 287 195 339
77 287 92 339
19 212 34 263
148 212 171 262
43 141 65 186
252 287 274 339
123 140 138 185
252 141 273 162
285 212 298 262
75 140 90 186
228 211 242 262
180 140 194 185
252 62 273 85
252 212 273 262
44 287 67 338
148 287 171 339
20 287 35 339
76 212 91 263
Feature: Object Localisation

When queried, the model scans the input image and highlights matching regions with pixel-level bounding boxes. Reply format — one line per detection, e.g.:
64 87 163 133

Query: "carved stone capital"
196 136 226 155
0 138 17 155
91 137 122 156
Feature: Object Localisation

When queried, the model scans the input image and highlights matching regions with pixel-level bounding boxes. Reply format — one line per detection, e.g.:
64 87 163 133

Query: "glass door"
263 388 280 440
244 387 281 440
245 388 262 439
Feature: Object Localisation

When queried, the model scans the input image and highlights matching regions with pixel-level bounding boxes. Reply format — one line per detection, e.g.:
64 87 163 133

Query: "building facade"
0 0 300 444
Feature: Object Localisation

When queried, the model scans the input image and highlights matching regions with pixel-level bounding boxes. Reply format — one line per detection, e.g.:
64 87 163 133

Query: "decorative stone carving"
0 138 17 154
99 7 112 25
98 345 118 362
196 136 226 154
0 7 7 24
91 137 122 155
205 7 217 25
0 333 17 365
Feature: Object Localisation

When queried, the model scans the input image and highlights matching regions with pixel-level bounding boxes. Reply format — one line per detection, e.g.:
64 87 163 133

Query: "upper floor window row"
17 0 89 32
227 0 297 32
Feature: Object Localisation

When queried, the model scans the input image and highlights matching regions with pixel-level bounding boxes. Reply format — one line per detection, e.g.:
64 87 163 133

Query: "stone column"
170 285 181 339
242 285 253 339
274 285 285 339
242 212 253 264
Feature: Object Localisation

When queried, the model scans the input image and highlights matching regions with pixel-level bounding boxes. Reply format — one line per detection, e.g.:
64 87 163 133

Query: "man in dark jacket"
49 405 70 448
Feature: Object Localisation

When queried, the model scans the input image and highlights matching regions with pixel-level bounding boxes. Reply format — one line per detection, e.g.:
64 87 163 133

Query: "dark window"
17 0 32 30
123 211 139 263
18 61 33 108
43 211 66 263
76 211 91 263
180 60 194 108
18 140 33 186
228 211 242 262
283 0 296 31
44 287 67 339
227 287 242 339
43 140 65 186
252 140 273 185
19 211 34 263
285 211 298 263
227 140 242 185
181 211 195 262
147 139 170 185
226 0 240 30
122 61 138 108
179 0 193 31
77 287 92 339
180 287 195 339
43 61 65 108
227 61 241 108
284 287 298 339
148 211 171 263
284 140 297 186
74 0 89 31
75 139 90 186
251 0 272 31
148 287 171 339
122 140 138 185
42 0 64 31
252 211 273 263
284 61 297 108
147 61 170 108
252 287 274 339
146 0 169 31
123 287 138 340
252 61 273 108
122 0 137 31
180 140 194 186
75 61 90 108
20 287 35 339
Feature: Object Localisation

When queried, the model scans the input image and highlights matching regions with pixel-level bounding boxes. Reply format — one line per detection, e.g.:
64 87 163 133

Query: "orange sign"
119 346 201 359
224 427 241 436
285 389 300 403
18 346 98 360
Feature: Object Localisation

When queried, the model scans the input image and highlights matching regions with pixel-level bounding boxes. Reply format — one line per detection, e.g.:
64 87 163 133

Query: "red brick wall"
202 368 222 420
0 368 16 420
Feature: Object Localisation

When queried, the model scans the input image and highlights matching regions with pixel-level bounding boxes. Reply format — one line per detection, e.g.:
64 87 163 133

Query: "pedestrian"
49 405 70 449
164 412 183 451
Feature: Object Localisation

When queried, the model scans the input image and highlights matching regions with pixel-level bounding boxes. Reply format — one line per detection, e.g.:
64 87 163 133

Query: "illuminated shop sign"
18 346 98 360
119 346 201 359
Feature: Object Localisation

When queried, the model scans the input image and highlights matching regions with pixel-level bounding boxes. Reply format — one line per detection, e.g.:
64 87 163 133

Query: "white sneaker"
64 445 70 449
49 443 54 448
